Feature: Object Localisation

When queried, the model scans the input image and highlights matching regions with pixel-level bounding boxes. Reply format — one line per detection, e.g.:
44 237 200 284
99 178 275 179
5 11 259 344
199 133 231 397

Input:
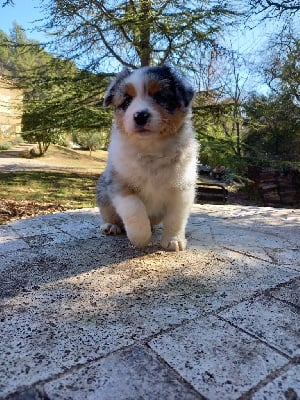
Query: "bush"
0 142 13 150
72 130 109 155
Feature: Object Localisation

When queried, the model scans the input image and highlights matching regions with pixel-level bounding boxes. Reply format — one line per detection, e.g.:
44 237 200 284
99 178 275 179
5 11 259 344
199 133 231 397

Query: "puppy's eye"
152 90 178 112
119 94 133 110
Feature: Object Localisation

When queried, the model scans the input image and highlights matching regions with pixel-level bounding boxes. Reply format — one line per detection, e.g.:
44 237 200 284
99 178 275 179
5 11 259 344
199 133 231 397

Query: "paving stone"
219 295 300 357
268 248 300 269
1 205 299 399
0 250 208 396
0 236 29 255
186 218 215 250
149 316 288 400
0 225 20 241
44 345 201 400
211 229 296 264
190 205 300 264
269 279 300 308
64 207 100 220
53 219 100 240
0 244 100 298
22 231 75 248
8 216 66 236
6 388 44 400
212 228 287 249
6 210 101 245
251 365 300 400
2 247 297 397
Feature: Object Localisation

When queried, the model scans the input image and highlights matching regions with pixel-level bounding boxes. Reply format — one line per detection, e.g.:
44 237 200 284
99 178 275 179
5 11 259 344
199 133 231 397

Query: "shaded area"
0 199 67 225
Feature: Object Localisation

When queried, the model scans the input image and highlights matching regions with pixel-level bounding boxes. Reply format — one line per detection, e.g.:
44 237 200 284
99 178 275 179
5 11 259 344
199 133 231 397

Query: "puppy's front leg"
112 194 151 248
161 188 194 251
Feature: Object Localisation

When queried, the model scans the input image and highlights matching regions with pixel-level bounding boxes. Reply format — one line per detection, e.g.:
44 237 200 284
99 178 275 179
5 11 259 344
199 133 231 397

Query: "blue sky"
1 0 298 94
1 0 288 56
0 0 46 42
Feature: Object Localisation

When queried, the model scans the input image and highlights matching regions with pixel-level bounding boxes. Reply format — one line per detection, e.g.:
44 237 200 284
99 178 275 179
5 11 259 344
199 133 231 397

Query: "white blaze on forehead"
124 68 148 97
121 68 162 135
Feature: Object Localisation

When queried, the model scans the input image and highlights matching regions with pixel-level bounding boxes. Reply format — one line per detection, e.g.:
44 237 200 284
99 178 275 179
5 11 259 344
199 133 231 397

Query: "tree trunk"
236 121 241 158
138 0 151 67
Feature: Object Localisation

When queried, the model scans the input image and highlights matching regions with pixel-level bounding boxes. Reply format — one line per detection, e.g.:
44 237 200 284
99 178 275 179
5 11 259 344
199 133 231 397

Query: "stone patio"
0 204 299 399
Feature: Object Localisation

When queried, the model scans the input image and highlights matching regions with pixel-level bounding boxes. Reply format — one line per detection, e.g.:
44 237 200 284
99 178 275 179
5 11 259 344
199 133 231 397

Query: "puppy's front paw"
126 223 152 248
101 223 122 236
161 237 187 252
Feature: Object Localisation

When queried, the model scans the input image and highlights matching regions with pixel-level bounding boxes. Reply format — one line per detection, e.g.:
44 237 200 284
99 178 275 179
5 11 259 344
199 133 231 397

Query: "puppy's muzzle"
134 110 151 126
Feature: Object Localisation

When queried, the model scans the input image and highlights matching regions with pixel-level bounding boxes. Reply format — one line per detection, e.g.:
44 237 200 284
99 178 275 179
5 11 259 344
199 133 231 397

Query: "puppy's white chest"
139 184 167 219
122 156 170 213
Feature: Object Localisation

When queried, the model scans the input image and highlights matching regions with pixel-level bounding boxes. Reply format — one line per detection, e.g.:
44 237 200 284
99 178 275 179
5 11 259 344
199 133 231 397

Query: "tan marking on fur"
147 80 161 96
125 83 136 98
153 104 186 138
115 111 127 135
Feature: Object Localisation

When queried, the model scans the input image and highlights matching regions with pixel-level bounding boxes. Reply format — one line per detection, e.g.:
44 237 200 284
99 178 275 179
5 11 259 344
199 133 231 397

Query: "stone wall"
248 166 300 207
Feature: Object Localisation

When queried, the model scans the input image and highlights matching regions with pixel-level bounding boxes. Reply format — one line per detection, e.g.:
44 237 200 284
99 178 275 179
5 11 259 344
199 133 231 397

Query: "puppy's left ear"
103 68 131 107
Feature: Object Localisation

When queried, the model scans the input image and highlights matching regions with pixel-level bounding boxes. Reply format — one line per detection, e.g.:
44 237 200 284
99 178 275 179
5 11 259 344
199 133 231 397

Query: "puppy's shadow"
1 221 165 299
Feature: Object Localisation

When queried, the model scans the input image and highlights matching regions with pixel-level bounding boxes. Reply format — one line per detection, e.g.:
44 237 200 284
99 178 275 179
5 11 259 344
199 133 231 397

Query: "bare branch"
249 0 300 18
2 0 14 6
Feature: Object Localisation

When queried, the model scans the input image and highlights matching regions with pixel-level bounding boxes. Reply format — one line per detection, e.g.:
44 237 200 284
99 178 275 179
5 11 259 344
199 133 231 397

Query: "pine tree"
41 0 238 71
0 24 111 155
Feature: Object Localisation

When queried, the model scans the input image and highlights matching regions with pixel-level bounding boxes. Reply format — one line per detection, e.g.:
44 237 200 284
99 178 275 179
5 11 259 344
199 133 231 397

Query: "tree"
243 33 300 163
1 0 14 6
1 24 112 155
21 60 112 155
40 0 238 71
244 93 300 161
248 0 300 18
0 23 41 79
264 33 300 102
193 48 251 173
72 130 107 156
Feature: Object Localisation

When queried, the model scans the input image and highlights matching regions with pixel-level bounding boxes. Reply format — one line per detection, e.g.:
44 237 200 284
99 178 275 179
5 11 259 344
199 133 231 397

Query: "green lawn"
0 170 99 209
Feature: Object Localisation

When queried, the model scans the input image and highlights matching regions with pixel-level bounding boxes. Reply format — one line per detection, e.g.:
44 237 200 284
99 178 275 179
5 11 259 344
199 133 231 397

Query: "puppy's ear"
103 68 131 107
156 65 194 108
177 80 194 108
173 72 194 108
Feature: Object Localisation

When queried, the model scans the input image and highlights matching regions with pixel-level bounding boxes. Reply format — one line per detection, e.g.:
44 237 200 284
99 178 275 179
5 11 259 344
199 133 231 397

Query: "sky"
1 0 290 59
1 0 299 94
0 0 47 43
1 1 268 48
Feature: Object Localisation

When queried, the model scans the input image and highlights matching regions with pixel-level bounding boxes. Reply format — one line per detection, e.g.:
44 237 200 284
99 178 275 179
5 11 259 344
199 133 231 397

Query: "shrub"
0 142 13 150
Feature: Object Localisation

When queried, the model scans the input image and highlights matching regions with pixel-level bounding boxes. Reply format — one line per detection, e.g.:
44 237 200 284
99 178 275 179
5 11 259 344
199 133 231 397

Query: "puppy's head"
104 65 194 139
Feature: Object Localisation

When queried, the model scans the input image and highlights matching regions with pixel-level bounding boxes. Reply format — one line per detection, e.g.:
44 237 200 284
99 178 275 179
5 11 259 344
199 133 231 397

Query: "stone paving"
0 204 299 400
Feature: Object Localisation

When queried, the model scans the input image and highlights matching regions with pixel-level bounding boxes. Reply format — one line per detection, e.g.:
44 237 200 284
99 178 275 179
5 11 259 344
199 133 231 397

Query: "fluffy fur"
97 65 198 251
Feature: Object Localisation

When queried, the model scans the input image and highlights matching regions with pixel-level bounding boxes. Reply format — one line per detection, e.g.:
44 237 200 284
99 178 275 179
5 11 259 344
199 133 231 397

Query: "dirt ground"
0 143 106 173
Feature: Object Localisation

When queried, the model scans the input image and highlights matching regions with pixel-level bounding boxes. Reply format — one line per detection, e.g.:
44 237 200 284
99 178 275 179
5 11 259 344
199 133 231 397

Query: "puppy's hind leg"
99 201 124 235
100 205 123 236
97 175 123 236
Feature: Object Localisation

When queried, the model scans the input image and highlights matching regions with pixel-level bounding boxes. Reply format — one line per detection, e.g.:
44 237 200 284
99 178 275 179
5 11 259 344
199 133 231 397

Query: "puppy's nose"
134 110 150 126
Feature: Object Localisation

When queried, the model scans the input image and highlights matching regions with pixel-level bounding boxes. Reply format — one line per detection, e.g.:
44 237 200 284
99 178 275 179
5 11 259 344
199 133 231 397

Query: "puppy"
97 65 198 251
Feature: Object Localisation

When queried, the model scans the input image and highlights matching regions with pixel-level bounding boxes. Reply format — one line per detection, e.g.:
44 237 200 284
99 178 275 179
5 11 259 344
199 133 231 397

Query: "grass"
0 170 99 209
0 144 108 215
